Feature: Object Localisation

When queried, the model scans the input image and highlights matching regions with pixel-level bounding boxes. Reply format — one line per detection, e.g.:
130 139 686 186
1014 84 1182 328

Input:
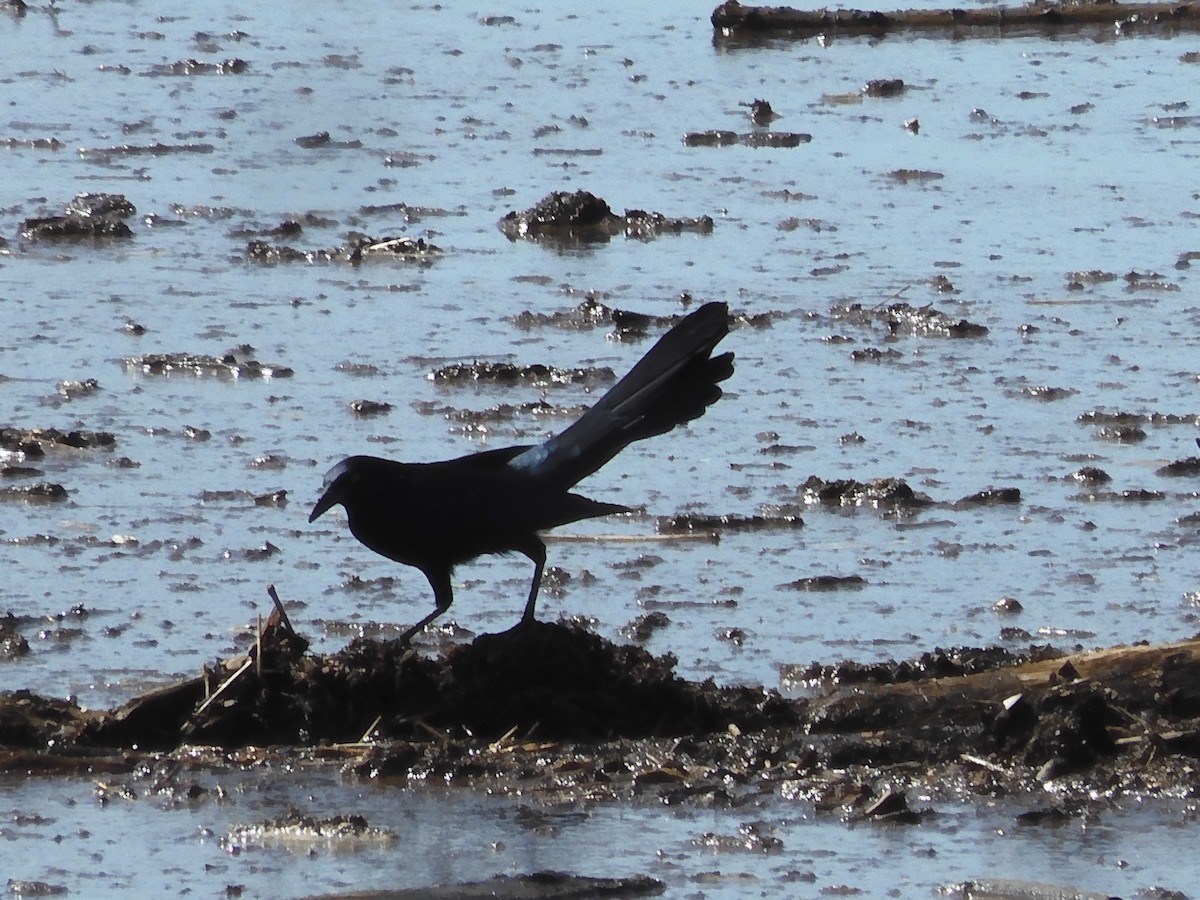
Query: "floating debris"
656 512 804 533
711 0 1200 38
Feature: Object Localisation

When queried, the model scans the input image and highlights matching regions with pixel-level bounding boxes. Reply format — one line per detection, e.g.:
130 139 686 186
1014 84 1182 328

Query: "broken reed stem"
267 583 296 637
547 532 712 543
961 752 1007 774
359 715 383 744
185 656 255 732
487 724 520 753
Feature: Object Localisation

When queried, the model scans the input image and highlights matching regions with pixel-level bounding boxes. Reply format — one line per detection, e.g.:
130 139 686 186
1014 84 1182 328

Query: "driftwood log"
712 0 1200 37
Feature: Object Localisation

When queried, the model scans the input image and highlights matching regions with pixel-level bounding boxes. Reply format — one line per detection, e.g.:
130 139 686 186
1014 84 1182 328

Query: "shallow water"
4 770 1200 898
3 0 1200 895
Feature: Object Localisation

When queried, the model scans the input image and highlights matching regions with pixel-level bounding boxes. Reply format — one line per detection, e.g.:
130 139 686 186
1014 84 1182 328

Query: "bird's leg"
519 538 548 624
398 567 454 644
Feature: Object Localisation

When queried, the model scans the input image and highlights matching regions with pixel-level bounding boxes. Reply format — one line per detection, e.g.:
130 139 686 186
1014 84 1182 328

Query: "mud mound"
442 621 788 739
80 618 796 751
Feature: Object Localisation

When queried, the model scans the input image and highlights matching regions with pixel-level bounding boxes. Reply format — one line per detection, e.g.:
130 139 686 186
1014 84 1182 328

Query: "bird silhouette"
309 301 734 641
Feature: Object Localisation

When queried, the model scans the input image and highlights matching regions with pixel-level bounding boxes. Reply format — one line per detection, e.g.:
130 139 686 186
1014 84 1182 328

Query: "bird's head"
308 457 363 523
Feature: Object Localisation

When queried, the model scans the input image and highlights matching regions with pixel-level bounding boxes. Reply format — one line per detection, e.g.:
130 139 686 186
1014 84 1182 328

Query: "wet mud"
6 593 1200 818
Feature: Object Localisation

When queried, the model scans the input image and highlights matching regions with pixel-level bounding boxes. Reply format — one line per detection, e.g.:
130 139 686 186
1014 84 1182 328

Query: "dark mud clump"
780 574 866 591
683 130 812 148
1070 466 1111 485
743 97 779 124
1157 454 1200 477
246 234 440 264
498 190 713 243
510 296 674 335
428 361 615 388
20 192 136 240
124 346 294 379
79 616 795 750
955 487 1021 507
850 346 903 362
0 615 31 659
785 645 1062 687
0 426 116 457
801 475 933 510
0 482 68 503
1095 423 1147 443
862 78 905 97
1077 409 1200 426
417 399 588 438
198 488 288 507
831 301 988 338
349 399 393 418
153 57 249 76
510 296 774 339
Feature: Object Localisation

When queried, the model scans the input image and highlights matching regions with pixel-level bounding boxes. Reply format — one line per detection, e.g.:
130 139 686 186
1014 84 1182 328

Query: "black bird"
309 301 734 641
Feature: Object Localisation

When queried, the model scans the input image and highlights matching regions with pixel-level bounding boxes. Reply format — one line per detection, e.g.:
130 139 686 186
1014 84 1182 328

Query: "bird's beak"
309 485 339 523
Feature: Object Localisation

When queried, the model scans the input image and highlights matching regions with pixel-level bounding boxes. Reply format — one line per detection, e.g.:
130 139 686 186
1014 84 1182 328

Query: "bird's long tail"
510 301 734 488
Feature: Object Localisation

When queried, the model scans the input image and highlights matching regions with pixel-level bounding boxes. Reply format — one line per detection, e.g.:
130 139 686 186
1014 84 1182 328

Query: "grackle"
309 301 734 641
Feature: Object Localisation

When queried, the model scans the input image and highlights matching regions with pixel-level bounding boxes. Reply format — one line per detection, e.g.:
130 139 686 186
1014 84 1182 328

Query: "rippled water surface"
3 0 1200 895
